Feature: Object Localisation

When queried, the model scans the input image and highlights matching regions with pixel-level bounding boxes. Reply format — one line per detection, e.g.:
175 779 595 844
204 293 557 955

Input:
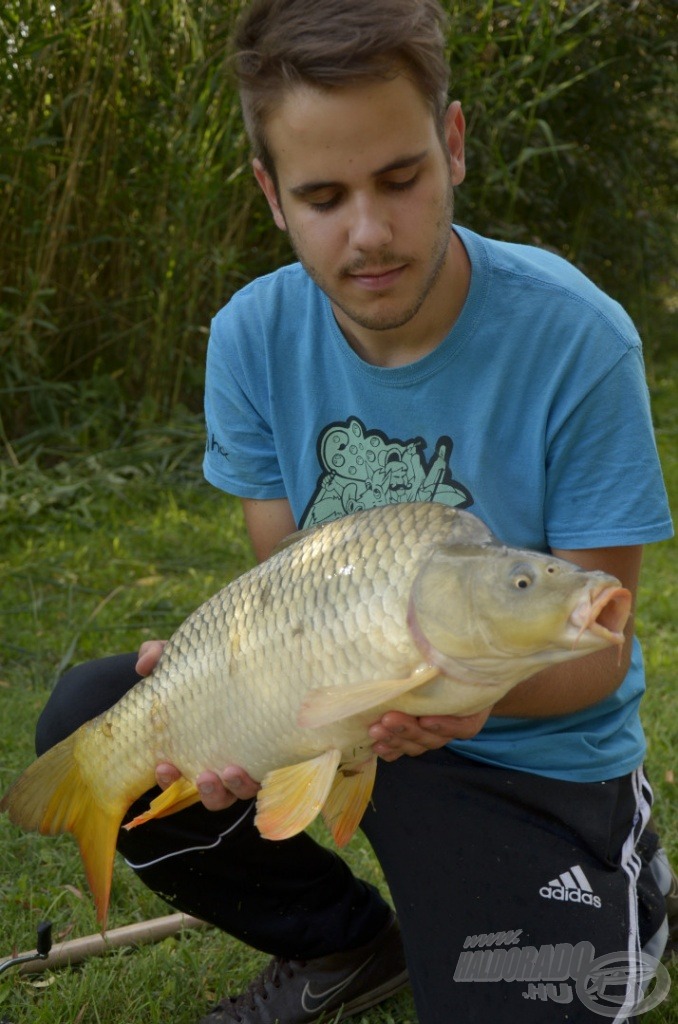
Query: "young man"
35 1 674 1022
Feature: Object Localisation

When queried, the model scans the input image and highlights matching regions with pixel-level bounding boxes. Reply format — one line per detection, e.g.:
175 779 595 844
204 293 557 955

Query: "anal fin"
322 757 377 847
123 777 201 829
255 749 341 841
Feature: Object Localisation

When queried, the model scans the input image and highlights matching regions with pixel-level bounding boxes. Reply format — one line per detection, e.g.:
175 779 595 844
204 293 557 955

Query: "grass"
0 363 676 1023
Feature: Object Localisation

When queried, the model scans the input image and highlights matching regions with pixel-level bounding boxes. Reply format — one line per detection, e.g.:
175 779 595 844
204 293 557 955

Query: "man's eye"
303 172 418 212
384 172 419 192
307 193 342 213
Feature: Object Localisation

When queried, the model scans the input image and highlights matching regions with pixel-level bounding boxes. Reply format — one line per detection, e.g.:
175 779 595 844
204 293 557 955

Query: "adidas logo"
539 864 602 909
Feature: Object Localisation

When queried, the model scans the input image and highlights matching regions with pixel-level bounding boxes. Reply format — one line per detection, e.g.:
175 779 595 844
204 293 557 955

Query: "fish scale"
1 502 631 929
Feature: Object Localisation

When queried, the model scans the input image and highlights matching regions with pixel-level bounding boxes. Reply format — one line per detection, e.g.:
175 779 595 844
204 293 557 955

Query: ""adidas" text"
539 886 601 908
538 864 602 909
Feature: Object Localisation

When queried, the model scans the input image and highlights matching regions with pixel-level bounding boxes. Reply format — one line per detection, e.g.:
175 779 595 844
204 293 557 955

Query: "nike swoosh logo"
301 953 375 1014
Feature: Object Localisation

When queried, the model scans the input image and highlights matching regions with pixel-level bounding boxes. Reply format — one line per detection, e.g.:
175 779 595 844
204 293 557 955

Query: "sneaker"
198 912 409 1023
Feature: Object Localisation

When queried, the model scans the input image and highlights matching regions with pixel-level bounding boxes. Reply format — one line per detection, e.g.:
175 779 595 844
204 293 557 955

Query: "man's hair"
232 0 450 176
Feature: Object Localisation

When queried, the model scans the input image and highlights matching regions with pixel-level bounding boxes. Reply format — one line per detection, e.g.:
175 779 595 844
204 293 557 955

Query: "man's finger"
219 766 261 800
136 640 166 677
196 771 239 811
155 762 181 790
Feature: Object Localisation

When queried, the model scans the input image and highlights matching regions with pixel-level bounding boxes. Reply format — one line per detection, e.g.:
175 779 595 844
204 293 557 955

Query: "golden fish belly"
141 619 420 783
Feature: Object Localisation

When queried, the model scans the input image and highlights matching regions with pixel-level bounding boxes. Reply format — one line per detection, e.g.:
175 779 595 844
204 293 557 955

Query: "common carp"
1 502 631 929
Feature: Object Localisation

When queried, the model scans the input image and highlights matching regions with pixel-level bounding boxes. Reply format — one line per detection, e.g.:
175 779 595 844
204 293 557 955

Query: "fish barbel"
1 503 631 928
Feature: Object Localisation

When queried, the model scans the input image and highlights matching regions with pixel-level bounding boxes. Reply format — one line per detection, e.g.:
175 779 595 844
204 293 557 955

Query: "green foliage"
0 0 286 430
447 0 678 363
1 0 676 436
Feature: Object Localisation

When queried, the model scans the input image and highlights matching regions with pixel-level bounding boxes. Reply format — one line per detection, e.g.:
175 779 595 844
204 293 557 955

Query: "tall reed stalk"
0 0 283 431
0 0 675 437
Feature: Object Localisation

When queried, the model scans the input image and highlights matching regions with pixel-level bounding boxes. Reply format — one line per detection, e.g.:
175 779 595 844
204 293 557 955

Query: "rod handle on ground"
0 913 208 976
36 921 53 957
0 920 53 977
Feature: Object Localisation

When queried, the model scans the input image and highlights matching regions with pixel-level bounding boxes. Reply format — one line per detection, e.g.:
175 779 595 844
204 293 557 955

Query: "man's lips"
346 266 406 290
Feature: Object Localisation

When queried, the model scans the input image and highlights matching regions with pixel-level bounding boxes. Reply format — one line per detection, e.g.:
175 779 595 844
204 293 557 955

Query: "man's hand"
155 762 261 812
135 640 167 677
368 708 492 761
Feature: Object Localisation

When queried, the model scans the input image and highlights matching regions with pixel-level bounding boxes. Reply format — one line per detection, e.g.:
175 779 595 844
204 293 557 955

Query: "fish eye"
510 564 535 590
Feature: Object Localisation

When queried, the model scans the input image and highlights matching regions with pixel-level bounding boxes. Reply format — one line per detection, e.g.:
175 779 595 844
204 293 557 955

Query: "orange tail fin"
1 734 128 930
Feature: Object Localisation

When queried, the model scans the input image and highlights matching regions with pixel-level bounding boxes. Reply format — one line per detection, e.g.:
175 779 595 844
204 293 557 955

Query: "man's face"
254 75 467 365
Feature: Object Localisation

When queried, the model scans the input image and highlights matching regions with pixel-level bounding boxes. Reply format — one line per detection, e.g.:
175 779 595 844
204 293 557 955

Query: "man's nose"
347 193 393 251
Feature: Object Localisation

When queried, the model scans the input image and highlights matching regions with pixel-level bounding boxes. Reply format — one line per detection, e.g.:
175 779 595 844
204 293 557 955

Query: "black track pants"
35 655 668 1023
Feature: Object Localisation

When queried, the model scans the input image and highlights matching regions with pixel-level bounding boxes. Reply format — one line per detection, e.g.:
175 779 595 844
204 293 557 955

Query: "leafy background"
1 0 675 434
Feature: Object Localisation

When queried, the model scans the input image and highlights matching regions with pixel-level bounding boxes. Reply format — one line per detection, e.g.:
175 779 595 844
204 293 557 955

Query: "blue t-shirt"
203 226 673 782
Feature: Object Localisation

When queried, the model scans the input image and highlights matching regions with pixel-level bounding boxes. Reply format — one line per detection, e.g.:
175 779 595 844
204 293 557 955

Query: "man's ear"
253 158 287 231
443 100 466 186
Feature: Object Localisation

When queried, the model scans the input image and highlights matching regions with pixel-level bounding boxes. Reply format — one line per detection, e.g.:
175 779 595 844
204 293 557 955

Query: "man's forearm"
490 640 633 718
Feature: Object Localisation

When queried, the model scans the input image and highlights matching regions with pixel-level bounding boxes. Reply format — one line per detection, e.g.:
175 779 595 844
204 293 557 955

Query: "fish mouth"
570 584 632 647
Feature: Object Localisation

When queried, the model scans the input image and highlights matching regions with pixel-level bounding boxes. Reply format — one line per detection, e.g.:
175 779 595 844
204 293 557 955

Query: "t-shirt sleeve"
202 303 287 500
544 345 673 549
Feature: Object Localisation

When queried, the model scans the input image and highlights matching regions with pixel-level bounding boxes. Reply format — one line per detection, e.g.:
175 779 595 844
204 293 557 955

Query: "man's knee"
35 653 140 755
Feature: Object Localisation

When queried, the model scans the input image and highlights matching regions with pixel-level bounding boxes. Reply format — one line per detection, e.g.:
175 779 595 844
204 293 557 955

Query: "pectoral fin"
298 664 440 729
255 748 341 841
322 757 377 847
123 777 201 829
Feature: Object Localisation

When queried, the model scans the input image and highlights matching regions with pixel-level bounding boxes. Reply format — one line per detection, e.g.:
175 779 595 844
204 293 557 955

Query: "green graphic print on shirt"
300 417 473 527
